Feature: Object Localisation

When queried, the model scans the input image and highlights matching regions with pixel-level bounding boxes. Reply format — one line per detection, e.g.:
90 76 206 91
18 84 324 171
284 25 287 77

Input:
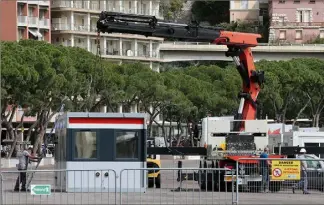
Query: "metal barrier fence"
236 158 324 204
0 167 235 205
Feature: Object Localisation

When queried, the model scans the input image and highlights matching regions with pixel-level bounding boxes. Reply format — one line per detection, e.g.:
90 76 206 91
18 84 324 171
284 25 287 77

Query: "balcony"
271 22 324 27
89 2 104 11
51 0 71 8
28 16 38 27
38 0 50 6
17 16 28 26
51 23 90 32
73 1 88 10
73 24 89 32
52 23 72 31
39 18 50 28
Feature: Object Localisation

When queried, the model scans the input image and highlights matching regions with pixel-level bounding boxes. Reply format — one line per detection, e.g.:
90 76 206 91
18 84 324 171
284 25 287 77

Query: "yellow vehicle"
147 138 161 188
147 157 161 188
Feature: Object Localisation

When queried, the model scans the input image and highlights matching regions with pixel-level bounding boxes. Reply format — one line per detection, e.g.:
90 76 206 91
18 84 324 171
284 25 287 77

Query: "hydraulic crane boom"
97 12 265 131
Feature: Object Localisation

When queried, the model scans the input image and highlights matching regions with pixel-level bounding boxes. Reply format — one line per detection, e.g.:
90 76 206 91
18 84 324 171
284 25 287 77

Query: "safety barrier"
0 167 234 205
235 157 324 204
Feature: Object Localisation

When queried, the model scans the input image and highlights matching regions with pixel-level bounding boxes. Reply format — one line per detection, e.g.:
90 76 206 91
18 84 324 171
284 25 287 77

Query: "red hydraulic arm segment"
97 12 265 131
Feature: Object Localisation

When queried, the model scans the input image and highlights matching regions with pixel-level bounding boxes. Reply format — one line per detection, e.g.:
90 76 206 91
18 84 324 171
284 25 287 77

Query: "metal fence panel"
0 167 236 205
0 169 117 204
119 168 235 205
236 158 324 204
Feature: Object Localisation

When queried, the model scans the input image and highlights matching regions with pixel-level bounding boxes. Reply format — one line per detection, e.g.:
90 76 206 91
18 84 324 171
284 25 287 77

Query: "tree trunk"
292 99 310 127
7 114 25 159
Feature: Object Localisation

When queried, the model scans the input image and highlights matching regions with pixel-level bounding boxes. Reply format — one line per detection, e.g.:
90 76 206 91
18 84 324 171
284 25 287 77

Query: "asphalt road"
0 160 323 204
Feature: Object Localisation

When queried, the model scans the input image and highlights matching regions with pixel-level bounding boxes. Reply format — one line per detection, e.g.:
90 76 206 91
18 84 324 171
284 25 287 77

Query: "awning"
28 28 42 38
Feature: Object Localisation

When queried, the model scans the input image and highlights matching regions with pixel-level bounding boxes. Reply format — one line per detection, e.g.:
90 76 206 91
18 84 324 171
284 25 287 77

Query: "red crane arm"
97 12 265 131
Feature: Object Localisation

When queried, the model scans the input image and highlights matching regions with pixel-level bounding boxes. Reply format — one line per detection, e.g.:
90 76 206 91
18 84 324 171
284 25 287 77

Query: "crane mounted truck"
96 12 286 192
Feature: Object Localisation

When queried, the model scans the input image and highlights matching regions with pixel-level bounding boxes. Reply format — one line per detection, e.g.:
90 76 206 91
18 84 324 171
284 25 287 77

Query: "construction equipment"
96 12 284 192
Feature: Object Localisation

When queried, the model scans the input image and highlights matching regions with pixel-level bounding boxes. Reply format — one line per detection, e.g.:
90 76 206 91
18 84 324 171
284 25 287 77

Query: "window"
241 0 248 9
295 30 302 39
279 0 285 3
294 0 300 3
320 30 324 39
309 0 315 3
279 30 286 39
297 10 311 23
305 156 320 169
115 131 139 159
74 131 97 159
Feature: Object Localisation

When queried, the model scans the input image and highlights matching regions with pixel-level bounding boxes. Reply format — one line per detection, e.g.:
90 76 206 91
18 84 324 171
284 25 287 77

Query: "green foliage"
160 0 186 21
2 40 324 151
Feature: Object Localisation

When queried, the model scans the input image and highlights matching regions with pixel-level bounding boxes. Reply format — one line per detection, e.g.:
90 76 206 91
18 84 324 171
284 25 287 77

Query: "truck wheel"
155 175 161 188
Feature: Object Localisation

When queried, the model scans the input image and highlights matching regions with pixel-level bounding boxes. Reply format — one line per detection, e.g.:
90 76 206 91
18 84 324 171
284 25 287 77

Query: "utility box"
54 112 147 193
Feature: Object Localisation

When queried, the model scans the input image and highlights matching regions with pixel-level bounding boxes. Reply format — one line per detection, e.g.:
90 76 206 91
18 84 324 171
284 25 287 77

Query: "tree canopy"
1 40 324 153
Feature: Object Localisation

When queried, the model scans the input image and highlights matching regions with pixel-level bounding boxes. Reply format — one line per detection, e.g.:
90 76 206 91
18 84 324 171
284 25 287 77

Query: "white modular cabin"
54 112 147 193
268 124 324 151
200 116 269 151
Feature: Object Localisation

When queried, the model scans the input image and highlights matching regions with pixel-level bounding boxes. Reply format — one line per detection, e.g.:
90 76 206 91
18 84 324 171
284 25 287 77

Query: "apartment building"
230 0 269 24
269 0 324 43
0 0 51 42
51 0 163 72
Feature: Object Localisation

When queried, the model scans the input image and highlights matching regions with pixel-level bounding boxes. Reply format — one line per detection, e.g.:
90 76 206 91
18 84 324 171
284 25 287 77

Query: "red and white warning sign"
272 168 282 177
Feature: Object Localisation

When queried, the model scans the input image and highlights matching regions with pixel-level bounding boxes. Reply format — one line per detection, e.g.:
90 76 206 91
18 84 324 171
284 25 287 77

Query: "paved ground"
0 160 323 204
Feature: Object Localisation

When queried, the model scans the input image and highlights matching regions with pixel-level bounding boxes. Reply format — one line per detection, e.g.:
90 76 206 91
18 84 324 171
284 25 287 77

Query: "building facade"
0 0 51 42
230 0 269 24
51 0 163 72
269 0 324 43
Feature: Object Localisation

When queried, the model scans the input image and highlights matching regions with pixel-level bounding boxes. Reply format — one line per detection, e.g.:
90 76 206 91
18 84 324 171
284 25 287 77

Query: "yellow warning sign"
271 160 300 180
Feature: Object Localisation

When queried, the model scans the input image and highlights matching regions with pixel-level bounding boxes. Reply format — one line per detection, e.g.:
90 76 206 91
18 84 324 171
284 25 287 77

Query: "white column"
103 37 107 55
71 0 74 7
134 0 138 14
87 36 90 52
133 104 138 113
149 40 153 58
70 11 74 30
100 106 107 113
134 39 138 56
71 34 74 46
86 0 90 9
149 62 153 69
87 13 90 32
119 38 123 56
102 0 106 10
118 104 123 113
149 1 152 15
119 0 123 12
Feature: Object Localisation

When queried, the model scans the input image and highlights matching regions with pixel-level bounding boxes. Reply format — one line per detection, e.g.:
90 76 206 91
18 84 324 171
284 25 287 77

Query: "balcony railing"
39 18 50 28
28 16 38 27
51 23 90 32
271 22 324 27
52 23 72 31
51 0 71 8
17 16 28 26
73 24 89 32
89 2 104 11
73 1 88 9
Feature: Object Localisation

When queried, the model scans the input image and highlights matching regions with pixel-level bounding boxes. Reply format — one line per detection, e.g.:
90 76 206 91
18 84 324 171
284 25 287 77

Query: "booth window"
115 131 139 159
74 131 97 159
